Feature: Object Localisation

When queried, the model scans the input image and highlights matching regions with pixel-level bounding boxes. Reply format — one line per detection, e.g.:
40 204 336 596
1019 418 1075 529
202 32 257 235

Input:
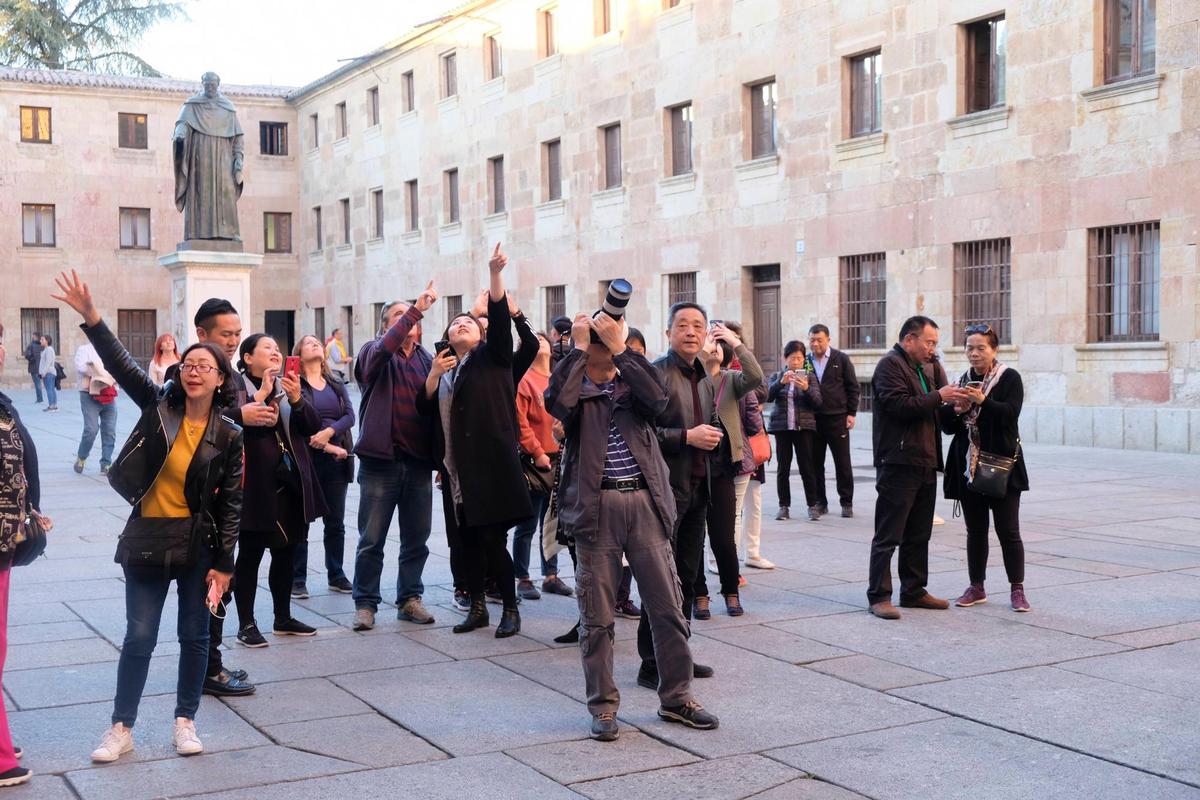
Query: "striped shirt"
595 380 643 480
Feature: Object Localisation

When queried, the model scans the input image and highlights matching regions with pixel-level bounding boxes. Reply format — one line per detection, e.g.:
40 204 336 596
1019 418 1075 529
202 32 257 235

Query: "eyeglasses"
964 324 993 335
179 363 218 375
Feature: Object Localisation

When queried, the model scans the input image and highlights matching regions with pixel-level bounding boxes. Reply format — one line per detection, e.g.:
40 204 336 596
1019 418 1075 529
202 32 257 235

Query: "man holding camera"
548 301 718 741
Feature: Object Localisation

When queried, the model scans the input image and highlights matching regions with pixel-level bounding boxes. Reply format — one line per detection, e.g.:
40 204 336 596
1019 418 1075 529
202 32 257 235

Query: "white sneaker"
706 560 719 575
173 717 203 756
91 723 134 763
745 556 776 570
933 514 946 526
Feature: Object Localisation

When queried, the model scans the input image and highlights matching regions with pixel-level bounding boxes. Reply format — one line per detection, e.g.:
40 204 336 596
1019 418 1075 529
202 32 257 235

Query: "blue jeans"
30 372 43 402
294 451 349 585
511 489 559 580
41 374 57 407
352 454 433 610
113 553 212 727
78 391 118 465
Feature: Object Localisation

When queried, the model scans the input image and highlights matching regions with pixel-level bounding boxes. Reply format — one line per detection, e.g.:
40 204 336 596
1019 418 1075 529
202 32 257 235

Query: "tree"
0 0 185 77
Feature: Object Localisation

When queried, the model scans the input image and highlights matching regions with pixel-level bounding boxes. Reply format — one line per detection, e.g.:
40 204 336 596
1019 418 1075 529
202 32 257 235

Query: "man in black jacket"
548 312 717 741
806 324 860 519
867 316 968 620
23 335 44 403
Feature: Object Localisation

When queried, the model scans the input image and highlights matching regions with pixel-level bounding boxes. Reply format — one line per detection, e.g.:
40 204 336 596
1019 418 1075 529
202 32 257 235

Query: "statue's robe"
173 94 244 241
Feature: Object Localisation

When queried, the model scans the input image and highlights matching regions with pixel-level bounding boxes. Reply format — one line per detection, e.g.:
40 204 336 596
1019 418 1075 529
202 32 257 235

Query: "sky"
137 0 462 87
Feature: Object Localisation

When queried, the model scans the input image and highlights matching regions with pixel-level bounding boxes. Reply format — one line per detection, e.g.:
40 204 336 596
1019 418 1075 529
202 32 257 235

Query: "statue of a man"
173 72 244 243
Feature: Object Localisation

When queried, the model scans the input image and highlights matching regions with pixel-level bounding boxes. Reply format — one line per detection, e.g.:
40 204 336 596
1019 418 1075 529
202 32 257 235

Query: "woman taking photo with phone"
233 334 327 647
53 270 243 763
766 341 823 522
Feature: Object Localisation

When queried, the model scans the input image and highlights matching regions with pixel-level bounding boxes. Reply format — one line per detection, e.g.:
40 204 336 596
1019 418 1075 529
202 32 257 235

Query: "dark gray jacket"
765 370 823 432
546 348 676 544
652 349 716 505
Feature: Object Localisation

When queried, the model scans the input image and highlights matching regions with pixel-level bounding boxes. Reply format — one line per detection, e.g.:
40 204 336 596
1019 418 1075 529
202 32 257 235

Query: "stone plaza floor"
4 388 1200 799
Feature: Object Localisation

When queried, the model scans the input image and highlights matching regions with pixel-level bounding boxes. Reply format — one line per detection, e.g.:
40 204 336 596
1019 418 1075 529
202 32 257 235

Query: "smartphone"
710 319 724 328
284 356 300 377
965 381 983 390
206 579 223 615
434 339 451 355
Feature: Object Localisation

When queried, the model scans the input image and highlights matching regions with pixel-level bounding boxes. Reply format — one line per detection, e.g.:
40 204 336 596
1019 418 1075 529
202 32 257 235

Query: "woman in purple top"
292 335 355 597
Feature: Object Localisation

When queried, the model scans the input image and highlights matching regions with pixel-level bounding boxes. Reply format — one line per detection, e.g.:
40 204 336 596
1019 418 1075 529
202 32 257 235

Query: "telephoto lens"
591 278 633 344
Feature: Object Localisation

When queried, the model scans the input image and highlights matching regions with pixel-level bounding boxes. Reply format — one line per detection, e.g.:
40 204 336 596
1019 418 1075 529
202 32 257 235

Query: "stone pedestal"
160 250 262 346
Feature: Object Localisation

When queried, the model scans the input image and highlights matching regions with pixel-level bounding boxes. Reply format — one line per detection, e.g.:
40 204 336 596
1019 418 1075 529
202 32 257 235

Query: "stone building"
3 0 1199 452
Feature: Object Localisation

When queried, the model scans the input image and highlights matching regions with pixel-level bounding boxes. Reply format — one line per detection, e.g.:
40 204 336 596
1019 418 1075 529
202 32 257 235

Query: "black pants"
638 480 708 664
206 586 233 677
961 490 1024 585
695 473 740 597
294 452 349 584
867 465 936 604
774 430 818 509
461 522 516 609
813 414 854 508
234 531 301 627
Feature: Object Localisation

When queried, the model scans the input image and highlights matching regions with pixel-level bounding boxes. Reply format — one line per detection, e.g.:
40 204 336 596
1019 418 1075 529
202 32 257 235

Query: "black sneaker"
841 505 854 518
290 583 310 600
452 589 471 612
328 576 353 593
0 766 31 787
273 617 317 637
237 622 268 648
227 668 249 682
590 712 619 742
203 669 256 697
485 590 504 605
658 700 719 730
816 504 829 516
636 661 659 690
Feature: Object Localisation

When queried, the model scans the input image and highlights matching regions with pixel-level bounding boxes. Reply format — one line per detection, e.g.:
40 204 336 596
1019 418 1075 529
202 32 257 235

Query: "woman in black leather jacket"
53 271 244 763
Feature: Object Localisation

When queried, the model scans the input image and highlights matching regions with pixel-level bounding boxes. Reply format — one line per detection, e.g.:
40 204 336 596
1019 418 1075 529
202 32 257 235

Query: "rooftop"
0 66 294 98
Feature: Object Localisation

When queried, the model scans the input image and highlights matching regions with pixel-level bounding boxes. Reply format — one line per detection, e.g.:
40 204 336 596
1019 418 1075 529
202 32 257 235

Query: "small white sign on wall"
795 239 805 254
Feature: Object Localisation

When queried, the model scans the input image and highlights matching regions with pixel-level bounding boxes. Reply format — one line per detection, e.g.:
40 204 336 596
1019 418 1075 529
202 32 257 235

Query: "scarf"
962 361 1007 482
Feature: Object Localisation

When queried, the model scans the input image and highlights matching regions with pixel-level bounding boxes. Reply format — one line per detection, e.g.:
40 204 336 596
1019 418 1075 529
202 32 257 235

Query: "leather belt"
600 476 648 492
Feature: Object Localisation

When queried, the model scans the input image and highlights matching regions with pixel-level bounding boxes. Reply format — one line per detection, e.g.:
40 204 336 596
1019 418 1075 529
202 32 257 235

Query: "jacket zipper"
130 405 175 506
117 436 144 466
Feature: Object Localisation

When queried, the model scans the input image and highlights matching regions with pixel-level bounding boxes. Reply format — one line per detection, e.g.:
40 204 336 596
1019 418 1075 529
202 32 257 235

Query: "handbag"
749 430 772 466
12 508 50 567
54 361 66 390
967 440 1020 499
521 451 558 495
115 515 198 570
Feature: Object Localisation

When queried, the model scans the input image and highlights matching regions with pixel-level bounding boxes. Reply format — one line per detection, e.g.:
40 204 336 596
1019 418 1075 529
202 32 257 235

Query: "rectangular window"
1088 221 1160 342
370 188 384 238
118 207 151 249
21 308 60 355
445 294 464 324
954 239 1012 345
367 86 380 126
749 80 777 158
857 381 875 413
839 253 887 348
445 169 460 223
488 156 506 214
339 198 351 244
545 139 562 201
442 51 458 98
668 272 697 306
310 113 319 148
965 16 1007 112
259 121 288 155
118 113 148 149
485 34 503 80
342 306 354 354
264 212 292 254
850 50 883 137
335 102 348 139
405 179 419 231
20 106 51 143
402 71 415 113
539 7 558 58
602 123 622 189
1105 0 1156 83
545 285 566 323
669 103 693 175
314 308 326 342
313 206 323 250
21 204 55 247
595 0 613 35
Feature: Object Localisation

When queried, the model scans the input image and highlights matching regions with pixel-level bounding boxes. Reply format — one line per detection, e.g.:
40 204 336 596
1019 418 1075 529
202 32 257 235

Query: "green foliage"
0 0 185 77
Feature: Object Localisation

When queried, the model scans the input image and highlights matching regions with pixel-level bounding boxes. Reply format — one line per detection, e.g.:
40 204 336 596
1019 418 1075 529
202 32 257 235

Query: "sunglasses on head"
964 324 993 335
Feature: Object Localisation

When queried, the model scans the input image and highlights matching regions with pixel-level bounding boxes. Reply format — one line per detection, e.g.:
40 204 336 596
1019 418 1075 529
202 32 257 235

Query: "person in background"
148 334 181 385
767 340 823 522
38 335 58 412
292 335 355 598
326 328 350 382
23 334 43 404
941 324 1030 612
723 321 771 571
0 387 47 787
807 324 859 518
73 339 119 475
549 316 574 366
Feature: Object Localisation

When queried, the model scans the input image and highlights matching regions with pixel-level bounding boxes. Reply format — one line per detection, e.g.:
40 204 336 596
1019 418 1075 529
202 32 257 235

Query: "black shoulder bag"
967 440 1021 499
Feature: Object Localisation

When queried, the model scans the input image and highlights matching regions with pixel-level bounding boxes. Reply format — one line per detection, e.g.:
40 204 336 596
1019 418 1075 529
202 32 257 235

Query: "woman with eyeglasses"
53 271 244 762
940 323 1030 612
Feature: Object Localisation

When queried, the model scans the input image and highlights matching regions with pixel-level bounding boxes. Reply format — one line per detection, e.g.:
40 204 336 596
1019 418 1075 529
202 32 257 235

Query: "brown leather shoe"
693 596 711 620
900 593 950 610
869 600 901 620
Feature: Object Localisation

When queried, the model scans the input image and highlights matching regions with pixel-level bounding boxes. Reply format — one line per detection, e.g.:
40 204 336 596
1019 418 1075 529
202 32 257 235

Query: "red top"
516 368 558 460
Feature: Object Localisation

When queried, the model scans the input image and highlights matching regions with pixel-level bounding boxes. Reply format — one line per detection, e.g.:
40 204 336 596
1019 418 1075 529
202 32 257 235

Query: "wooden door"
752 284 782 373
118 309 157 371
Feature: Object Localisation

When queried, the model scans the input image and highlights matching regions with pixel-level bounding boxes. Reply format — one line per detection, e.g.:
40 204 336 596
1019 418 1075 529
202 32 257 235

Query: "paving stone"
740 569 848 591
222 677 371 726
506 730 698 784
10 693 269 775
6 601 80 625
773 603 1125 678
894 667 1200 786
217 629 450 683
1057 639 1200 701
15 555 118 584
6 619 97 646
403 626 549 660
1028 557 1155 578
4 656 178 710
8 577 128 604
747 778 869 799
65 744 360 800
685 584 859 631
6 636 119 672
332 659 587 757
5 774 77 800
1023 536 1200 571
698 625 853 664
182 752 583 800
571 754 802 800
805 655 945 691
1099 621 1200 648
263 712 447 768
769 716 1199 800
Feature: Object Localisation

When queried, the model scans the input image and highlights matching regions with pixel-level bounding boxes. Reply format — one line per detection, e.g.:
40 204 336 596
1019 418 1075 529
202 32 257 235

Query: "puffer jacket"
765 370 823 432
